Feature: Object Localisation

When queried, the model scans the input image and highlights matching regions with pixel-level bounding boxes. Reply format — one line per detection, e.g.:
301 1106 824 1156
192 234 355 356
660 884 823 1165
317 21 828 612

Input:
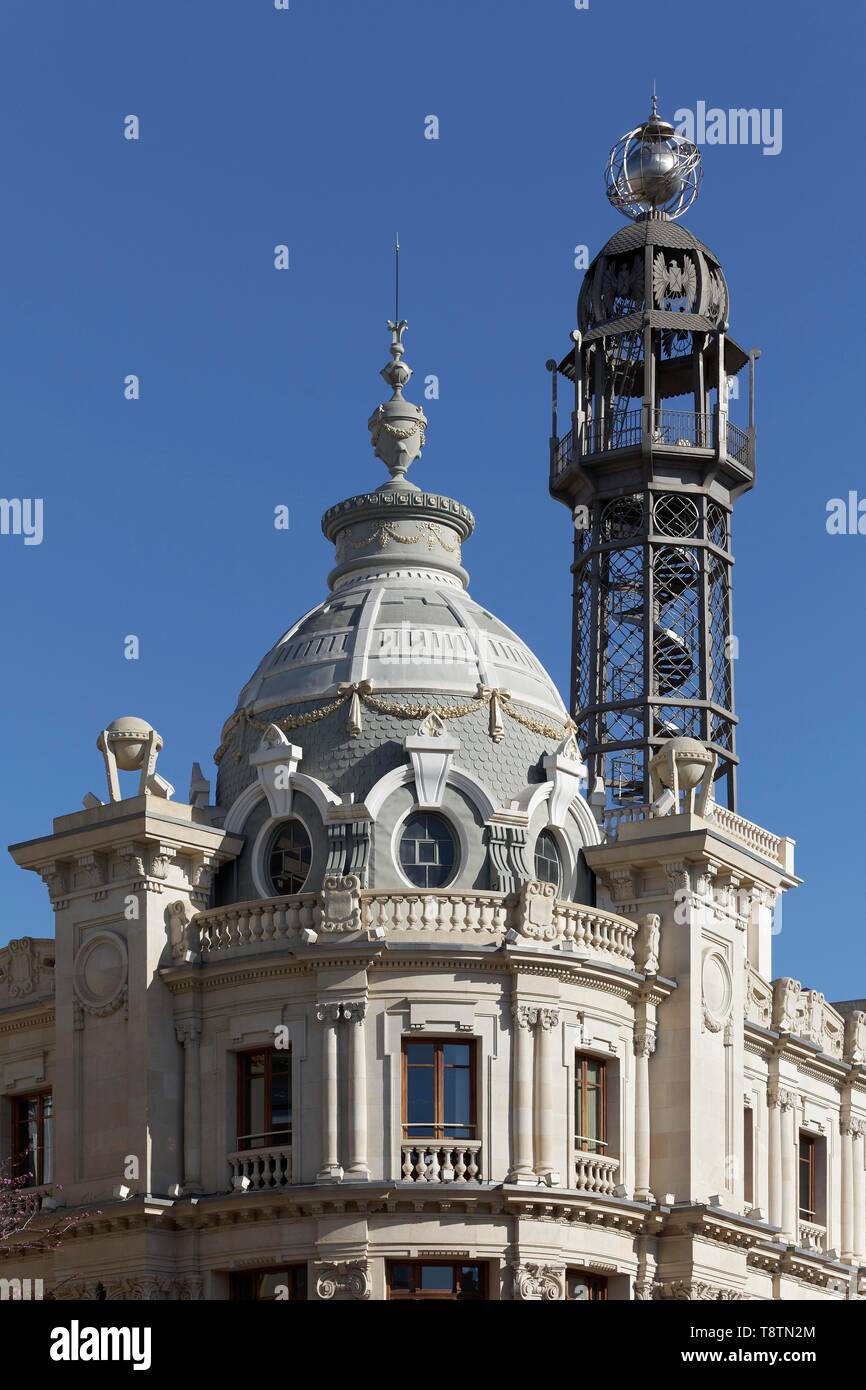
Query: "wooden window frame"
566 1268 609 1302
798 1132 817 1221
386 1259 487 1301
574 1052 607 1155
236 1048 292 1151
11 1090 53 1187
401 1038 477 1141
743 1105 754 1206
229 1264 307 1301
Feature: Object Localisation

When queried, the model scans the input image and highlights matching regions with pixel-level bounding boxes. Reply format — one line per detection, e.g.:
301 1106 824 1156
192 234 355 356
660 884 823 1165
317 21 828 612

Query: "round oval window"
268 819 312 895
398 811 457 889
534 829 562 895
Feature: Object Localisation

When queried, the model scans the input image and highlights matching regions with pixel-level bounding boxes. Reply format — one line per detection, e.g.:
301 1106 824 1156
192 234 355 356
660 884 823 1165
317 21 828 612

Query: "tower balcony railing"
603 800 794 873
180 888 637 968
551 407 753 481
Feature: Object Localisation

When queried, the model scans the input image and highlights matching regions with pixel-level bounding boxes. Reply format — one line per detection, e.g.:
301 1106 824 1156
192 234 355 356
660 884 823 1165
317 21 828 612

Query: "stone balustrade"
228 1145 293 1192
603 799 793 872
554 904 636 965
185 885 636 968
400 1140 483 1183
360 891 509 938
798 1220 826 1254
574 1151 620 1196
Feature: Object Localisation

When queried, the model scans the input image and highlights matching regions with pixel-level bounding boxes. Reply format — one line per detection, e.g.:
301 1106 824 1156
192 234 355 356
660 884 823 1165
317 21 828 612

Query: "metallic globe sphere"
624 139 683 206
605 104 702 222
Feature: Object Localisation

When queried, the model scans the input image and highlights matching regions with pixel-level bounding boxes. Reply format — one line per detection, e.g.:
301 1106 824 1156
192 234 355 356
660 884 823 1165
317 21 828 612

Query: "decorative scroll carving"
315 875 362 934
314 1261 371 1300
654 1279 747 1301
513 880 557 941
511 1262 564 1301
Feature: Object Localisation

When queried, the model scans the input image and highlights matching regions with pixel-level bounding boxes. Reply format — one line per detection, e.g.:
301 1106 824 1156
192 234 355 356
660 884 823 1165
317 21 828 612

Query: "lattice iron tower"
548 99 760 809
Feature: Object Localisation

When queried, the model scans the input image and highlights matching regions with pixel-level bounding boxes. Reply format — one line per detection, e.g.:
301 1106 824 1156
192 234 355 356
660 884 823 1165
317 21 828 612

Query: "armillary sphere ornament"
605 90 702 222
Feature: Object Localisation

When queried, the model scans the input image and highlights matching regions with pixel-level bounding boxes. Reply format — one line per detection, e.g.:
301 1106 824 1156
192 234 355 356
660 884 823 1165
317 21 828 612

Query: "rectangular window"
387 1260 486 1300
743 1105 754 1206
11 1092 53 1187
798 1133 816 1220
566 1269 608 1301
402 1040 475 1140
575 1053 606 1155
230 1265 307 1300
237 1049 291 1150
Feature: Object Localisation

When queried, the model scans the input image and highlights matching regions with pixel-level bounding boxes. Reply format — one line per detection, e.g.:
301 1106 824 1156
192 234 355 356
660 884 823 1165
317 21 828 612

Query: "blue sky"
0 0 862 999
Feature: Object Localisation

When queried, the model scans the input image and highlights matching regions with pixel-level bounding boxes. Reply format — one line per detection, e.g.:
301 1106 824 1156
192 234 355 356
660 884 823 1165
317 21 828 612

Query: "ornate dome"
215 325 573 815
577 219 729 335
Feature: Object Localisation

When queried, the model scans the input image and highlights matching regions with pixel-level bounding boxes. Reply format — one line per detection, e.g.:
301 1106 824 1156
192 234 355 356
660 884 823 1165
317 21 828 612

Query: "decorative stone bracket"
486 815 531 894
542 732 587 828
249 725 303 818
404 713 460 808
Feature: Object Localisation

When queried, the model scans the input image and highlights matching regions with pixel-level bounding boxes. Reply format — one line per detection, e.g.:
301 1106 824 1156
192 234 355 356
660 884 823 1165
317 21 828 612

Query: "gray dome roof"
215 486 570 812
233 571 566 722
215 326 573 815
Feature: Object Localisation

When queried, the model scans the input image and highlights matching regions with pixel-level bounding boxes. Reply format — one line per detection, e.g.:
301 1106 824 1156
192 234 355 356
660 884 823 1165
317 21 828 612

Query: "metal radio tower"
547 98 760 810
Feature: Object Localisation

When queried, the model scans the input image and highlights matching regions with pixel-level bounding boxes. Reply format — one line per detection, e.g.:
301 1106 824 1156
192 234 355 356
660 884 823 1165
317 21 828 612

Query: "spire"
367 246 427 484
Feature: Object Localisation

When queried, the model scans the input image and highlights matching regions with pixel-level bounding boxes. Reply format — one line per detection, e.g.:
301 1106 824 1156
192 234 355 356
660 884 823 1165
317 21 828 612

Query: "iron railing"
726 419 750 465
651 409 712 448
551 409 753 475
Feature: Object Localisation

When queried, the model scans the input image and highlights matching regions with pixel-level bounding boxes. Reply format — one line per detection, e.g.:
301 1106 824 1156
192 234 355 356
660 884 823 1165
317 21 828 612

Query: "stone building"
1 104 864 1302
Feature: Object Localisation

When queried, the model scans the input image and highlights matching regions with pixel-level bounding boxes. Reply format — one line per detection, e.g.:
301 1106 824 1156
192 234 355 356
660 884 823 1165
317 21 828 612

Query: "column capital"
767 1085 798 1111
175 1019 202 1046
316 1001 343 1025
634 1029 656 1059
537 1006 560 1031
512 1002 539 1030
342 999 367 1024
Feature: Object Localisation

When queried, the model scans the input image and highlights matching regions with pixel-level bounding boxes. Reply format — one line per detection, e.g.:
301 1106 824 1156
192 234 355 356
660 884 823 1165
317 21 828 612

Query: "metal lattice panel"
574 565 593 714
708 554 732 708
707 501 728 550
654 493 700 538
600 546 645 704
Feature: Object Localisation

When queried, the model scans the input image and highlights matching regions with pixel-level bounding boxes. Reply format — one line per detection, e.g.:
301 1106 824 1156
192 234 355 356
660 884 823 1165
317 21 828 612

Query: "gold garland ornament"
213 683 576 764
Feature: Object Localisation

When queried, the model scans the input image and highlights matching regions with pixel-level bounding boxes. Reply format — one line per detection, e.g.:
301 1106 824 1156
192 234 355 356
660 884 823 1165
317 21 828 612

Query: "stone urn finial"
367 318 428 482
